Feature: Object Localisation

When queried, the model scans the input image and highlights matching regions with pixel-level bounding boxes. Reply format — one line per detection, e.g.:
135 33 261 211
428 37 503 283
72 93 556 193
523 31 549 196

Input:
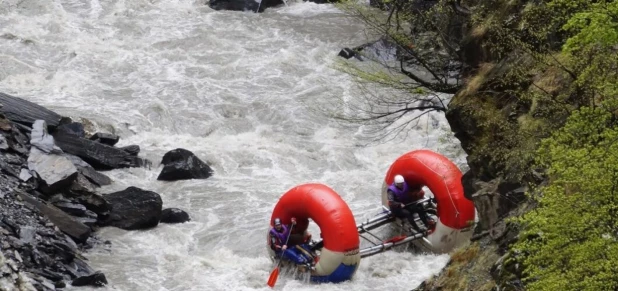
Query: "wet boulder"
0 92 63 129
89 132 119 147
53 131 149 170
72 271 107 287
157 148 213 181
208 0 286 12
55 121 86 138
119 145 140 156
160 208 190 224
103 187 163 230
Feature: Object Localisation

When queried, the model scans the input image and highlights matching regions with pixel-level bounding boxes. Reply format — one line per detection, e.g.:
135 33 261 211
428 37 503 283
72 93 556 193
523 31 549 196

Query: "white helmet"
394 175 404 184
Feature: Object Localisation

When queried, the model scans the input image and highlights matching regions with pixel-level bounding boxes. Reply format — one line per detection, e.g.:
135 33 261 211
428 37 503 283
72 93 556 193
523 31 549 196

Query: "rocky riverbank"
0 92 211 290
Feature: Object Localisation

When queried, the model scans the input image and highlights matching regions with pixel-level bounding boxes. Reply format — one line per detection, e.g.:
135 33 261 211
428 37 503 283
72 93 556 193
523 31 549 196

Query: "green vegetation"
336 0 618 289
513 1 618 290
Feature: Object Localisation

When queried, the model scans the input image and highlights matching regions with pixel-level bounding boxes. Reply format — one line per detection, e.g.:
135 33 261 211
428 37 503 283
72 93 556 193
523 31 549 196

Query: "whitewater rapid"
0 0 466 290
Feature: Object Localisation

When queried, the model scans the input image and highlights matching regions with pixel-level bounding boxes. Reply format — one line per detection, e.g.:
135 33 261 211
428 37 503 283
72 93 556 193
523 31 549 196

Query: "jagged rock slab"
160 208 190 224
0 93 63 129
157 148 213 181
16 191 91 243
63 154 111 186
119 145 140 156
30 120 62 154
5 122 30 155
27 147 78 194
71 271 107 287
53 132 146 170
103 187 162 230
88 132 119 146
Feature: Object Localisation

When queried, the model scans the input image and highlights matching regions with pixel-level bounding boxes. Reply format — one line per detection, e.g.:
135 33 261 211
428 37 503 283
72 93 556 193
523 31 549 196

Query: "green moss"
422 242 500 291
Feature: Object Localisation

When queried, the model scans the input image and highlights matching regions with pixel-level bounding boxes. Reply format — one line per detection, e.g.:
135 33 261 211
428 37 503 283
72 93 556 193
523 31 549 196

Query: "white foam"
0 1 467 290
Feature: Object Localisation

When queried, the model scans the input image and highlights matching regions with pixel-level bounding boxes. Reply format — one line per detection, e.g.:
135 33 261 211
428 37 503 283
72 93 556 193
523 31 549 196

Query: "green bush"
514 2 618 290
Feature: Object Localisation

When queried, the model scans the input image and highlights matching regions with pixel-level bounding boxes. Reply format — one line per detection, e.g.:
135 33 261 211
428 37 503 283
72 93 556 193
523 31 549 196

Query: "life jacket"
270 225 289 246
388 182 412 204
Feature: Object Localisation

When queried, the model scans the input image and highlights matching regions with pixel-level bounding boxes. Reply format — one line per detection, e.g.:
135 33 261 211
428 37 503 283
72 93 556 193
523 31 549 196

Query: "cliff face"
412 1 577 290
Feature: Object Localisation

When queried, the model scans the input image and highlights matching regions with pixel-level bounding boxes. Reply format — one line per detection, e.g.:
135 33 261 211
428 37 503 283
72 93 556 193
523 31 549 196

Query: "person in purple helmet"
387 174 434 233
269 217 314 270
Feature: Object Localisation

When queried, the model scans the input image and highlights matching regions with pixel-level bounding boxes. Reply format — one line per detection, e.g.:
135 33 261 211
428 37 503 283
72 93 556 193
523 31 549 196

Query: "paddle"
267 222 294 288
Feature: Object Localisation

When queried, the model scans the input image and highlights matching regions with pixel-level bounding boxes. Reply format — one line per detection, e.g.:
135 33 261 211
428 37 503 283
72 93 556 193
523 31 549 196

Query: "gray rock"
27 147 78 194
19 169 32 182
30 120 62 154
63 154 112 187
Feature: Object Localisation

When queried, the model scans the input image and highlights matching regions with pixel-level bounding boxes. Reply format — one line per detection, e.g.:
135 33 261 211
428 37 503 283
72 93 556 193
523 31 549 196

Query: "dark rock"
157 148 213 181
120 145 140 156
64 257 94 279
89 132 119 147
72 271 107 287
51 238 77 262
103 186 163 230
53 131 146 170
55 122 85 138
27 147 78 194
208 0 285 12
76 217 98 227
64 174 111 216
160 208 190 224
54 280 66 288
0 92 63 129
52 202 89 217
4 153 24 165
74 194 110 217
64 154 112 186
6 122 30 155
30 275 56 290
0 157 21 178
17 190 91 243
337 47 363 61
67 174 96 195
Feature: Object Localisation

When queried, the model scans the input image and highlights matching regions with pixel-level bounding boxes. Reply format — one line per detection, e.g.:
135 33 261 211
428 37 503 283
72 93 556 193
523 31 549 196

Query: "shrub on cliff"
514 2 618 290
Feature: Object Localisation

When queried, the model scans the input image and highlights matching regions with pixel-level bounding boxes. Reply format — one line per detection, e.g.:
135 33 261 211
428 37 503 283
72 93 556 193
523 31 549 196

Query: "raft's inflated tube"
381 149 476 253
268 183 360 283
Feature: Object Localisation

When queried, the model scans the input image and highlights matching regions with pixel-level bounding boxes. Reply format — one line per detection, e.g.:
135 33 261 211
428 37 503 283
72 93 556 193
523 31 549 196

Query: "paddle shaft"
275 222 294 267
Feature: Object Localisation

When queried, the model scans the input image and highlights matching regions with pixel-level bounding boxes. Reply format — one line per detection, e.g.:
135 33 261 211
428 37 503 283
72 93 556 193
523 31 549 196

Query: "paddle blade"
384 235 407 244
267 267 280 288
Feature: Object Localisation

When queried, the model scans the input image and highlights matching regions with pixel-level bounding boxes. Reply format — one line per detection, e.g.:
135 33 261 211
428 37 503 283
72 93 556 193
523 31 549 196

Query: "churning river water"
0 0 467 290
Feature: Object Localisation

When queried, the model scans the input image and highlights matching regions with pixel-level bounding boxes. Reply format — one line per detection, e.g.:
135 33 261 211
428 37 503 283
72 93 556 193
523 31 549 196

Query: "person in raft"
387 174 435 234
269 217 315 270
